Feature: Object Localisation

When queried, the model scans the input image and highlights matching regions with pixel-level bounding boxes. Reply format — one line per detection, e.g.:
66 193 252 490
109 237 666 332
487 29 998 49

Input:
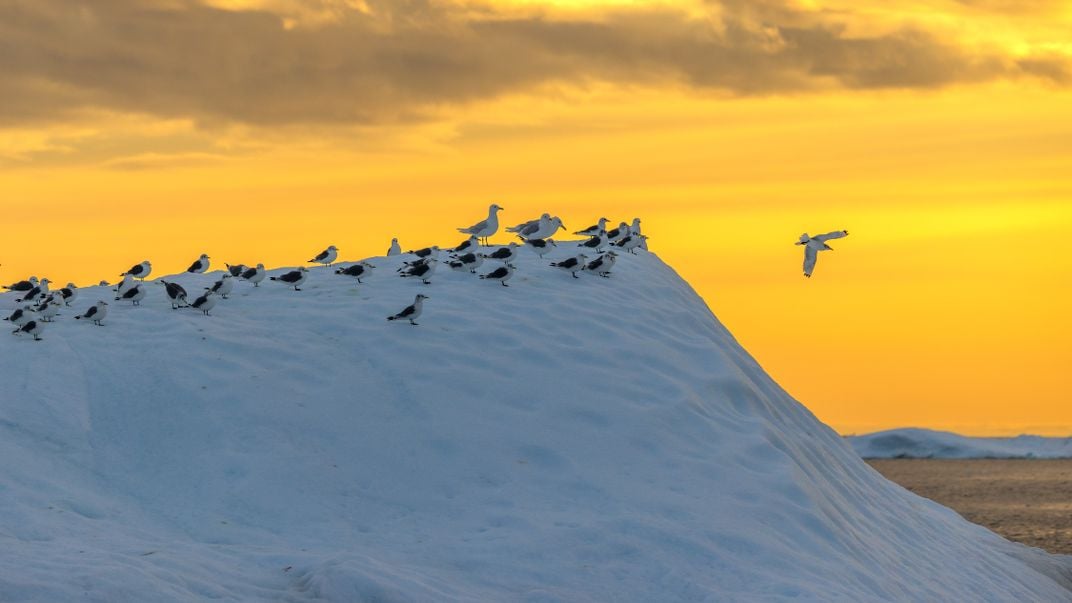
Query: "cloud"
0 0 1066 128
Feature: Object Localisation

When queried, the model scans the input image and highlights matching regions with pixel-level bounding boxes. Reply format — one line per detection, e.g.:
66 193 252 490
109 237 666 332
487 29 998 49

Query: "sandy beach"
868 459 1072 555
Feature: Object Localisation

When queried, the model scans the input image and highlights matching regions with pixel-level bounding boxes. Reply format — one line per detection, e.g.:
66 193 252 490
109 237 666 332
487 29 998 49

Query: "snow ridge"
1 247 1070 601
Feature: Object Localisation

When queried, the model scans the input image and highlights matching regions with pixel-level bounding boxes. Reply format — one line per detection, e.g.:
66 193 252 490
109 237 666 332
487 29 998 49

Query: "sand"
869 459 1072 555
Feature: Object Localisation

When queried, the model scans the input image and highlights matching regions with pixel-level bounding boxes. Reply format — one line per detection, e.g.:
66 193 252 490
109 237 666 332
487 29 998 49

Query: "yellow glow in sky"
1 0 1070 435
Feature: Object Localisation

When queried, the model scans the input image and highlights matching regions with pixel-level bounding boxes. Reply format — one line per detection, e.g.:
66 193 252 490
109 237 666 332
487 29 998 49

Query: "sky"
1 0 1070 435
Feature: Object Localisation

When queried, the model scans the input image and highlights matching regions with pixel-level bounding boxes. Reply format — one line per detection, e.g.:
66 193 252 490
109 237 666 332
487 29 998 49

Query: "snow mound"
2 247 1071 601
849 428 1072 459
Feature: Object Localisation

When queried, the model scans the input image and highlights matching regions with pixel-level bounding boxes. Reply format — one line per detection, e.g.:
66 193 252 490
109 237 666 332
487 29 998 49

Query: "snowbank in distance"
849 428 1072 459
2 245 1071 601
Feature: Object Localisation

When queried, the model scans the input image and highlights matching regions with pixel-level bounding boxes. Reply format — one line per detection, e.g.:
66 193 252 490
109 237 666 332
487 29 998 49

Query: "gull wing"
803 245 818 277
812 230 848 243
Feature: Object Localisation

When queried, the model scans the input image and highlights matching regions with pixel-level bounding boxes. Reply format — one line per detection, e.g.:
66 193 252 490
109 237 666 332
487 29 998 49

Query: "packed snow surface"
849 428 1072 459
2 246 1071 601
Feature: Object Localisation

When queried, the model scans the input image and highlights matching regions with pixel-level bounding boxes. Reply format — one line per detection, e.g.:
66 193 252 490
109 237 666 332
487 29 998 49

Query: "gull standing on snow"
17 278 50 303
115 283 147 305
33 296 63 322
159 280 189 309
240 263 267 286
614 233 647 255
309 246 338 267
574 217 608 237
405 246 440 260
450 236 479 256
485 242 519 264
457 203 503 246
271 267 309 291
507 213 548 235
56 282 78 306
387 238 402 256
586 251 618 277
797 230 849 278
226 263 247 277
206 274 234 299
122 260 152 280
187 253 211 274
399 258 437 284
4 306 35 326
578 230 609 252
12 319 43 341
447 252 485 273
75 301 108 326
114 273 136 295
336 261 375 283
480 264 515 287
2 276 38 292
190 290 218 316
522 238 557 258
550 254 589 278
516 216 565 241
605 222 630 243
387 294 428 326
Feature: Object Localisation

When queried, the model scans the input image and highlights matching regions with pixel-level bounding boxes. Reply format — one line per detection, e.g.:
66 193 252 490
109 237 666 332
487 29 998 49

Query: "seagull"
631 218 647 249
187 253 211 274
270 267 309 291
56 282 78 306
405 246 440 259
550 254 589 278
399 258 437 284
121 260 152 280
797 230 849 278
614 233 647 254
114 274 137 295
335 261 375 283
447 252 485 273
520 216 565 241
206 274 234 299
485 242 519 264
2 276 38 292
225 263 247 277
387 294 428 326
159 280 189 309
586 251 618 277
115 283 147 305
387 238 402 256
309 245 338 266
33 296 63 322
16 278 50 303
574 218 608 237
4 306 35 326
521 238 557 258
480 264 515 287
75 301 108 325
578 230 609 252
450 236 479 255
506 213 548 235
457 203 504 245
605 222 630 243
12 319 43 341
189 290 218 316
240 263 267 286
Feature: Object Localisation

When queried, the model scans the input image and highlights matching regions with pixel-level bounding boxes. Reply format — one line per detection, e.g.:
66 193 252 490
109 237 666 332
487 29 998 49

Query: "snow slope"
2 245 1070 601
849 428 1072 459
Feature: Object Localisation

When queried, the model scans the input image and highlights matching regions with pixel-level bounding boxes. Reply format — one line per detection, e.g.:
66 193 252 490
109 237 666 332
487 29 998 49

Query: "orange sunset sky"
1 0 1069 435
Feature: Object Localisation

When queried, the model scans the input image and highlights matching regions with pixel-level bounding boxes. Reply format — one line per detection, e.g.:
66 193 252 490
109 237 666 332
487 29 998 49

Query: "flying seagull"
797 230 849 278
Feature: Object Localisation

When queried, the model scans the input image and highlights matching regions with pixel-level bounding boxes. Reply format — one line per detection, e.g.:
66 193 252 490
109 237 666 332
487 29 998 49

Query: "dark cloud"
0 0 1065 127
